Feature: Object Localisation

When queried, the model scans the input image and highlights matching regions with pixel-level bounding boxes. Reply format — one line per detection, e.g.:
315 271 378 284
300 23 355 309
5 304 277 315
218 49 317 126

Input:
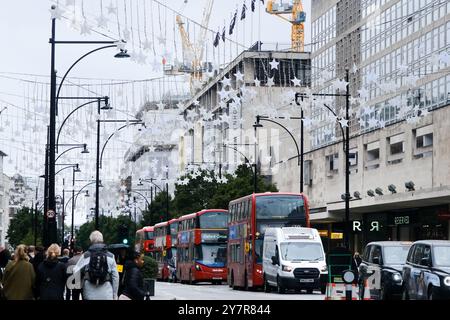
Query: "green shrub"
142 256 158 279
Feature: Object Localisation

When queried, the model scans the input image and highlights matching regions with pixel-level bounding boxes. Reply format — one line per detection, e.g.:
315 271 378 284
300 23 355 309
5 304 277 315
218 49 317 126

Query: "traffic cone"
362 280 372 300
325 282 336 300
324 282 332 300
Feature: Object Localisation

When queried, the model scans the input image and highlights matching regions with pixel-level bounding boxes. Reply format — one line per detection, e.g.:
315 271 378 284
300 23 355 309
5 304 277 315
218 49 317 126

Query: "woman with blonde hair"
36 244 68 300
1 244 36 300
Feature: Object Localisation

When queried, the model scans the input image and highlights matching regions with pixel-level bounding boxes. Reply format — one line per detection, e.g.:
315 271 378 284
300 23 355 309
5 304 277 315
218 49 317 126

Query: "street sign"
47 210 55 218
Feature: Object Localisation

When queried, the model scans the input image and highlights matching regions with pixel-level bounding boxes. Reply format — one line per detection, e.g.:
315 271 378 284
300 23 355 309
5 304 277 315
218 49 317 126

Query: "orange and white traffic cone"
362 279 372 300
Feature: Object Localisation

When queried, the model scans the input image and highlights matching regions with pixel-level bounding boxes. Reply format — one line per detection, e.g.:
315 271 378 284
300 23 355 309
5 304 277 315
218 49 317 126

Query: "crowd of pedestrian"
0 230 150 300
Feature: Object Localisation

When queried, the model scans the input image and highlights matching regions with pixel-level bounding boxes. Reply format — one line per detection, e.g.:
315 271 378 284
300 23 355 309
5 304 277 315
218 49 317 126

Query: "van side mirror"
271 256 278 265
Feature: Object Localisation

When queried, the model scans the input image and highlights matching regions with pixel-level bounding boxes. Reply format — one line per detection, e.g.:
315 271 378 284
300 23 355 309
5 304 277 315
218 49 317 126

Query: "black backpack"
87 249 109 285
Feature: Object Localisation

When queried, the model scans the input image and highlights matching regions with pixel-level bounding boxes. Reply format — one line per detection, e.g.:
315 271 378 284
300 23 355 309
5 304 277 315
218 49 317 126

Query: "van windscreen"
280 242 324 262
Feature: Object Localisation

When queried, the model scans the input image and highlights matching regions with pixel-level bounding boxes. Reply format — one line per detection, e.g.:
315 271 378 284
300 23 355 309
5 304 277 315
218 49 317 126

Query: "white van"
262 227 328 294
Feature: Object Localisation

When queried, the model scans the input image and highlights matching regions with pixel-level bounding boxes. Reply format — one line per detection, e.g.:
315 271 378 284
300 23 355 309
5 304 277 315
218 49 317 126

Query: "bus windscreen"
199 211 227 229
256 195 305 220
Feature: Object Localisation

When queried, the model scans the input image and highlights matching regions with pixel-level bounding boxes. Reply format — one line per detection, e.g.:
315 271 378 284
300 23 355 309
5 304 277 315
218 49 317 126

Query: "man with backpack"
73 231 119 300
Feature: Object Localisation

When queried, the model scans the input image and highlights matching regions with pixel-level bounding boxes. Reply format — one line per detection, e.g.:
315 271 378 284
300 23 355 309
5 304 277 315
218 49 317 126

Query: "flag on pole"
229 10 237 35
222 26 226 42
213 30 220 47
241 2 247 20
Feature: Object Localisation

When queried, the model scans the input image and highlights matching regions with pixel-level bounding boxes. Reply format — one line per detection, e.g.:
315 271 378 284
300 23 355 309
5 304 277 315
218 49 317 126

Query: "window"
417 133 433 148
349 149 358 166
412 244 424 265
367 147 380 161
370 246 383 264
390 142 403 155
326 153 339 173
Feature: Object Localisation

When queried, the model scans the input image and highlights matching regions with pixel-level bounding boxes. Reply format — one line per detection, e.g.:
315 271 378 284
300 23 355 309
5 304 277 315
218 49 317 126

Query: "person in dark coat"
0 247 11 280
31 246 45 274
119 252 147 300
36 244 68 300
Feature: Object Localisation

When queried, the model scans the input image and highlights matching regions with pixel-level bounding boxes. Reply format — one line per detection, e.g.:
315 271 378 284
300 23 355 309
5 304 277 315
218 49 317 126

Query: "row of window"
228 199 252 223
362 0 450 60
311 46 336 87
311 5 337 53
228 243 244 263
360 74 450 130
362 22 450 100
324 127 433 176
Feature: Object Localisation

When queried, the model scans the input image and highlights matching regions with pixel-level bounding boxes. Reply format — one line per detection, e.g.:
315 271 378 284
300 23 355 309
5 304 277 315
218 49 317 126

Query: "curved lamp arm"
222 144 255 173
56 165 77 176
129 190 151 208
56 145 85 163
56 45 116 112
56 100 102 149
258 117 301 166
140 179 164 193
64 181 96 213
99 122 143 169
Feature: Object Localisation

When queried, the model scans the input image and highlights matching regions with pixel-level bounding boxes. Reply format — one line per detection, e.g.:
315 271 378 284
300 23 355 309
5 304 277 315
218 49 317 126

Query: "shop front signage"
394 215 410 225
352 220 380 232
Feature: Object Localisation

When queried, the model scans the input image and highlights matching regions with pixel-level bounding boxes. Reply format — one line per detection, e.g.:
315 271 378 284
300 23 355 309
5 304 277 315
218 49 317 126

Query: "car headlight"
195 264 201 271
392 273 402 282
321 265 328 272
282 265 292 272
444 276 450 286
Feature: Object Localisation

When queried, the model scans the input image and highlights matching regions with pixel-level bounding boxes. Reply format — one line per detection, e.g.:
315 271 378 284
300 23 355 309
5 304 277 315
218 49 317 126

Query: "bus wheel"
263 274 271 293
277 276 286 294
231 272 238 291
244 272 249 291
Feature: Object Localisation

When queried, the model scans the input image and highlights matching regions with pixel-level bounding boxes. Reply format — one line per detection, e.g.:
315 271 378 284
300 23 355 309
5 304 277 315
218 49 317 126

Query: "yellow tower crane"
266 0 306 52
175 0 214 93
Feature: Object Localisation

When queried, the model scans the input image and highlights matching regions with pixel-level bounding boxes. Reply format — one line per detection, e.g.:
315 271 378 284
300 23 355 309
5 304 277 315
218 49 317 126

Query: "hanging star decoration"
157 35 166 45
269 59 279 70
220 76 232 88
366 71 379 84
122 29 131 41
234 70 244 82
142 39 152 51
332 78 349 92
80 19 92 35
254 78 261 87
106 2 117 15
338 118 349 128
266 77 275 87
96 14 109 28
291 77 301 87
50 6 64 20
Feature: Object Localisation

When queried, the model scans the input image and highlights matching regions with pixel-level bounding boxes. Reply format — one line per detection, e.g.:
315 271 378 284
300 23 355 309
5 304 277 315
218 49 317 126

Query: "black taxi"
402 240 450 300
358 241 412 300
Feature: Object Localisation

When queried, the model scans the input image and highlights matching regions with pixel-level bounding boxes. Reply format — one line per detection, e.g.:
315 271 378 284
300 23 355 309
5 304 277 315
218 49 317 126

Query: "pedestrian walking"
27 245 36 261
31 246 45 274
59 248 70 264
119 251 147 300
66 247 83 300
1 244 35 300
0 246 11 280
73 231 119 300
36 244 68 300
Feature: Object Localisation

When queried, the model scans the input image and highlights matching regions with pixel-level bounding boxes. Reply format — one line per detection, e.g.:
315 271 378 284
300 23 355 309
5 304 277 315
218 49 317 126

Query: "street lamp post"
295 69 351 250
46 6 129 247
222 144 256 193
96 120 143 230
138 179 168 222
255 115 302 193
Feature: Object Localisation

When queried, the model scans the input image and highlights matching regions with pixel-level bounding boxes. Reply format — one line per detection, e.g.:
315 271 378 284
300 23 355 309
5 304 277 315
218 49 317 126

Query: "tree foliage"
6 207 43 247
76 215 137 251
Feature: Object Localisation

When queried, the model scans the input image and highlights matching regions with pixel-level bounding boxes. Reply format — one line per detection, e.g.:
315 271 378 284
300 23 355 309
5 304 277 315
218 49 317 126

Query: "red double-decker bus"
154 218 179 281
227 192 310 290
135 226 155 256
176 209 228 284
